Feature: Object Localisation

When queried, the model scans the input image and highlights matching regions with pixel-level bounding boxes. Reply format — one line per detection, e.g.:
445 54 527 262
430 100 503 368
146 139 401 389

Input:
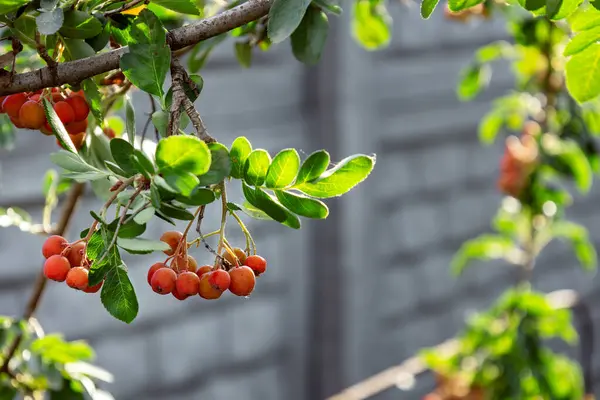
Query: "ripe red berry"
65 95 89 122
84 281 103 293
172 286 189 301
160 231 183 255
19 100 46 129
151 267 177 295
40 121 53 135
198 273 224 300
53 101 75 125
196 265 212 278
52 92 66 103
28 94 41 102
67 242 86 267
2 93 27 118
66 267 89 290
43 255 71 282
0 96 6 112
223 247 247 266
208 269 230 291
42 235 68 259
245 255 267 276
65 119 88 135
147 262 166 285
228 266 256 297
173 255 198 273
176 271 200 296
9 116 25 129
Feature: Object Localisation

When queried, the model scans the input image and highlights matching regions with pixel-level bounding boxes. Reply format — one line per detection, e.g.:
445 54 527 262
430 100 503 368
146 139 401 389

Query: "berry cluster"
147 231 268 301
42 235 103 293
0 88 90 150
497 122 539 198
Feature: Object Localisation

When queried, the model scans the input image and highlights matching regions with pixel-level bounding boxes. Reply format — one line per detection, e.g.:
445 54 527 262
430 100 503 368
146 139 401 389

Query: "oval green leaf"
265 148 300 189
566 43 600 103
156 135 211 176
230 136 252 179
242 183 300 229
59 10 102 39
101 265 139 323
296 150 330 184
198 143 231 186
267 0 312 43
291 7 329 65
295 154 375 198
275 190 329 219
243 149 271 186
110 138 136 176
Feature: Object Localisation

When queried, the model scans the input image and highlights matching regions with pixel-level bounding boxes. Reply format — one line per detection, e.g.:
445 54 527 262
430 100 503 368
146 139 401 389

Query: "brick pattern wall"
1 5 600 400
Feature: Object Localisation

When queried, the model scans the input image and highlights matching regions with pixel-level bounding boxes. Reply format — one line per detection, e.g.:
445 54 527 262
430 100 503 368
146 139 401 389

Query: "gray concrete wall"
1 4 600 400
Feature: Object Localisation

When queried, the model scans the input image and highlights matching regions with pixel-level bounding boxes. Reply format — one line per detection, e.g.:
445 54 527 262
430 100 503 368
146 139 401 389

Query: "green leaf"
163 172 199 196
134 207 155 224
110 138 136 176
59 11 102 39
158 202 195 220
187 34 227 72
152 110 168 137
243 183 301 229
450 0 485 11
552 221 597 270
105 161 127 177
86 22 111 52
352 0 391 50
62 38 96 61
43 99 77 153
564 26 600 56
295 154 375 198
546 138 593 193
267 0 312 43
197 143 231 186
117 237 170 252
107 217 146 238
156 135 211 176
566 42 600 103
243 149 272 186
421 0 440 18
0 115 15 150
234 41 252 68
230 136 252 179
275 190 329 219
0 0 28 14
313 0 343 14
265 148 300 188
457 63 491 101
101 265 139 323
125 96 136 144
152 0 200 15
36 9 64 35
133 149 156 176
150 182 163 207
129 9 166 44
570 4 600 31
176 187 215 206
296 150 330 184
11 15 37 48
31 334 94 364
451 235 516 275
82 79 104 123
548 0 582 19
478 110 504 144
291 7 329 65
120 44 170 98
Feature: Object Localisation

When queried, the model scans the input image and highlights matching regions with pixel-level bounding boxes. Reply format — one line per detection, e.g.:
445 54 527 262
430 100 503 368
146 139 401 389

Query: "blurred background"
2 3 600 400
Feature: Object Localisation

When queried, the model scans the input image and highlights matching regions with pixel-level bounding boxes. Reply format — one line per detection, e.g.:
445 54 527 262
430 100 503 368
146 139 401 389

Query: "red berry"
52 92 65 103
173 255 198 273
228 266 256 296
223 247 247 266
196 265 212 278
53 101 75 125
2 93 27 118
65 119 88 135
66 267 89 290
176 271 200 296
151 267 177 295
66 242 86 267
147 262 166 285
198 273 224 300
208 269 230 291
65 95 89 122
84 281 103 293
0 96 6 112
56 132 86 150
19 100 46 129
43 255 71 282
9 116 25 129
42 235 68 259
28 94 41 102
244 255 267 276
172 286 189 300
160 231 183 256
40 121 53 135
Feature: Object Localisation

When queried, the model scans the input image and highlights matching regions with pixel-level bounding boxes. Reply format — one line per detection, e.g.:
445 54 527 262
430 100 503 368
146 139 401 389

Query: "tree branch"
0 0 271 95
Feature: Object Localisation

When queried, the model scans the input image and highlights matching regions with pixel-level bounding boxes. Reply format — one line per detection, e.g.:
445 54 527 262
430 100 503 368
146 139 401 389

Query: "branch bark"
0 0 271 96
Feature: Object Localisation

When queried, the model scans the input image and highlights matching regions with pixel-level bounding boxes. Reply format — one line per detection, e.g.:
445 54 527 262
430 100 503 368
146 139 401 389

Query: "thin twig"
195 205 221 260
34 32 57 68
0 182 86 374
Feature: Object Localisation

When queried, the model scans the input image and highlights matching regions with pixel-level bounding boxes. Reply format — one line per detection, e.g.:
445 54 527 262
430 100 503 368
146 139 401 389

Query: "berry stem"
215 182 228 267
171 206 204 262
230 210 256 255
187 229 220 247
0 182 86 375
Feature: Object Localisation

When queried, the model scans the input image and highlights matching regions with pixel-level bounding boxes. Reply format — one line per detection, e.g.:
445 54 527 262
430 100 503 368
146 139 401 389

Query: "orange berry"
84 281 103 293
66 242 86 267
147 262 166 285
9 116 25 129
2 93 27 118
172 286 189 300
43 255 71 282
176 271 200 296
151 267 177 295
66 95 89 122
65 119 88 135
42 235 68 259
66 267 89 290
28 94 41 102
223 247 247 266
198 273 224 300
196 265 212 278
208 269 230 291
160 231 183 256
53 101 75 125
19 100 46 129
52 92 65 103
173 255 198 273
228 266 256 296
244 255 267 276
